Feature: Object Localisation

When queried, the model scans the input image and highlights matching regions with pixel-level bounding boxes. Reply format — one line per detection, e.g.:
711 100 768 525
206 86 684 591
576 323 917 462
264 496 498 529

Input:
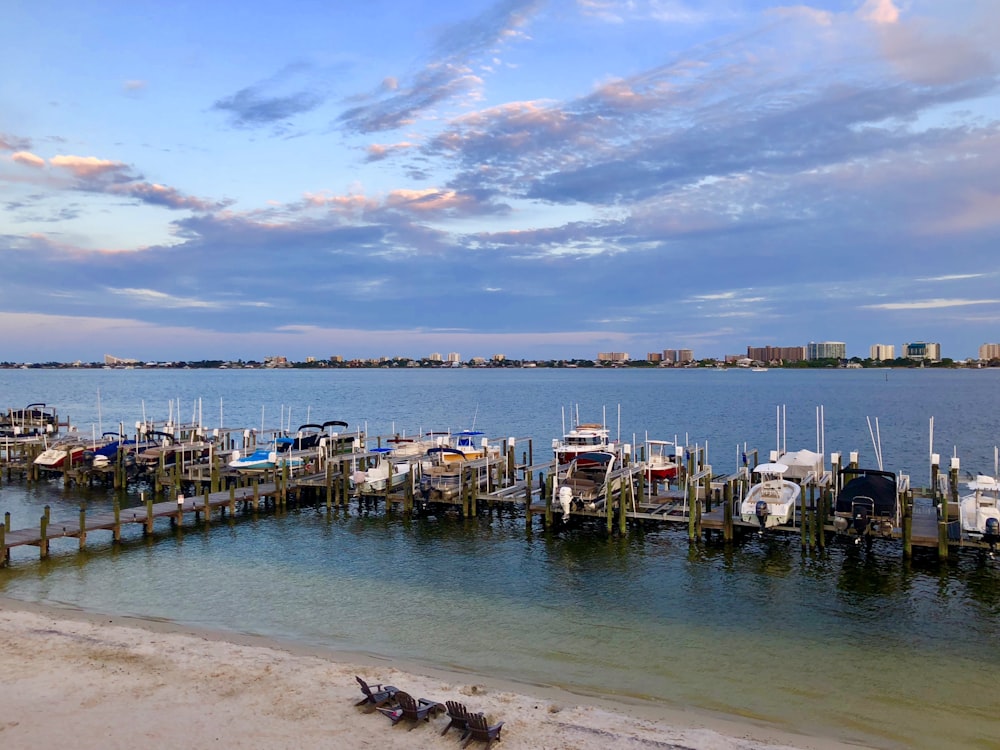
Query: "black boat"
833 467 898 541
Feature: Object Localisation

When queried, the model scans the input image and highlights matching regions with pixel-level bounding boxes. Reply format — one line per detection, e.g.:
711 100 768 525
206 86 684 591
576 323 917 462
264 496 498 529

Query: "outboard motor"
82 449 95 465
985 517 999 557
852 502 872 542
754 500 769 533
558 485 574 522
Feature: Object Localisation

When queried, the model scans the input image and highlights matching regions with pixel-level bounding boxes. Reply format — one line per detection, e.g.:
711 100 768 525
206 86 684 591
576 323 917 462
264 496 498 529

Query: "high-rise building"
647 352 663 362
447 352 461 363
677 349 694 363
428 352 442 362
597 352 629 362
747 346 806 363
904 342 941 361
806 341 846 360
978 343 1000 360
870 344 895 361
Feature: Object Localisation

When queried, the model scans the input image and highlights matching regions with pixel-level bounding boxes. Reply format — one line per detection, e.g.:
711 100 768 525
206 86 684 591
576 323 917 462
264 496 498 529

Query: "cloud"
106 287 223 309
50 154 133 181
0 133 31 151
864 298 1000 310
108 182 232 212
365 141 416 162
338 0 541 134
11 151 46 168
123 79 147 93
859 0 900 25
214 87 324 128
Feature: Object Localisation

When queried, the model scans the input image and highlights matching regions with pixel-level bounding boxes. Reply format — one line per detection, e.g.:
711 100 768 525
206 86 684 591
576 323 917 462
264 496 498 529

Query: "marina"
1 367 999 750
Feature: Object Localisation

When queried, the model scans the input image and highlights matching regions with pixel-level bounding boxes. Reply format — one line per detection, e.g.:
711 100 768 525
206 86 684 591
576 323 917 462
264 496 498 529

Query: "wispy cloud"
864 298 1000 310
213 63 326 129
105 287 223 309
338 0 541 134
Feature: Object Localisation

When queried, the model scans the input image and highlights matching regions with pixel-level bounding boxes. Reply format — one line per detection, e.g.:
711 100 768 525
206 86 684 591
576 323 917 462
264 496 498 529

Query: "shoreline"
0 595 867 750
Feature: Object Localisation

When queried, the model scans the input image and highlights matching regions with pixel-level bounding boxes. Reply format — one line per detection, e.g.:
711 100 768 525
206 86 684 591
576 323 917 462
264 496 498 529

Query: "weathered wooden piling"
79 504 87 549
40 505 50 558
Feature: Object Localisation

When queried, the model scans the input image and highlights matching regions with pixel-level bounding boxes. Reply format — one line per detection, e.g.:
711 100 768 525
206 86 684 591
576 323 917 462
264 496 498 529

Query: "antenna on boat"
866 416 884 471
97 388 102 438
782 404 786 454
929 416 934 487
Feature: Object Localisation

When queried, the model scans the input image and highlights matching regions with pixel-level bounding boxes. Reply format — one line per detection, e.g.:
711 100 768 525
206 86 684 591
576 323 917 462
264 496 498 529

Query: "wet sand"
0 597 868 749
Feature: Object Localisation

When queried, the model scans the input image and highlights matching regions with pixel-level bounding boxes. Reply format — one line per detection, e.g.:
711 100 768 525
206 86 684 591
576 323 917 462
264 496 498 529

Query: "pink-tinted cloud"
108 182 230 212
0 133 31 151
859 0 900 25
365 141 415 162
11 151 46 168
50 154 131 180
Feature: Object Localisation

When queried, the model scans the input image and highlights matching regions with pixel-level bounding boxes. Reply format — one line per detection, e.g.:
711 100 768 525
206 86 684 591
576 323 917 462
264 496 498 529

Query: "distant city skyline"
2 1 999 361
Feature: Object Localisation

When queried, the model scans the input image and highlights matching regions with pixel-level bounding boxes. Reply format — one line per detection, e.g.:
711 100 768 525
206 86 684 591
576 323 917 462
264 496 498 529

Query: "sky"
2 0 999 362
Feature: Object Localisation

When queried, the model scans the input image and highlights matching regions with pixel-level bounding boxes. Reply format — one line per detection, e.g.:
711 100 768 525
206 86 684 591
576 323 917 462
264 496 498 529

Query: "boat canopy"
753 462 789 475
775 449 824 480
836 469 897 517
967 476 1000 492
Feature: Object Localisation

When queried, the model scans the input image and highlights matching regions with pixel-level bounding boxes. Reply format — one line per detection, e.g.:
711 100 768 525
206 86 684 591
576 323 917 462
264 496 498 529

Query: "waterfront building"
647 352 663 363
597 352 629 363
979 343 1000 360
428 353 442 362
870 344 895 361
806 341 846 360
447 352 461 364
747 346 806 363
903 342 941 361
104 354 139 366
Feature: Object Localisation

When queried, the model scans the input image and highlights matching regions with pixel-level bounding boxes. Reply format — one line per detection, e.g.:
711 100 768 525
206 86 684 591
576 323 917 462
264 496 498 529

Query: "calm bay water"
1 368 999 749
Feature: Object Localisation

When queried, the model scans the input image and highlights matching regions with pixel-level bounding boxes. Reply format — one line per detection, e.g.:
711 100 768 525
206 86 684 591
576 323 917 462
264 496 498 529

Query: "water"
2 367 999 749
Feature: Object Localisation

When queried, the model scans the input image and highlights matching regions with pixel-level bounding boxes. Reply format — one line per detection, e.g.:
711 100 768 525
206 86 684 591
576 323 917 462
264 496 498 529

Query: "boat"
773 449 825 482
2 403 57 437
959 475 1000 555
553 422 615 466
351 447 411 493
740 462 801 532
644 439 679 482
229 437 304 471
832 468 899 542
418 447 467 501
553 450 617 521
33 438 88 469
135 434 210 470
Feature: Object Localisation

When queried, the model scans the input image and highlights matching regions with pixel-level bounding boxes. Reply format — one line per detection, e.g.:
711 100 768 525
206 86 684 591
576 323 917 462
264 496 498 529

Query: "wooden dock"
1 437 994 566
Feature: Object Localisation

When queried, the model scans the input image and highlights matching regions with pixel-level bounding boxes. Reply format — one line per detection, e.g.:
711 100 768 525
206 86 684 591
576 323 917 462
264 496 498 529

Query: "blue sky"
2 0 999 362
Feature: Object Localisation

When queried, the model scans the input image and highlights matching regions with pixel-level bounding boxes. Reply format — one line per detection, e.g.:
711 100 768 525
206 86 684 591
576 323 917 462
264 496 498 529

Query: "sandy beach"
0 598 866 750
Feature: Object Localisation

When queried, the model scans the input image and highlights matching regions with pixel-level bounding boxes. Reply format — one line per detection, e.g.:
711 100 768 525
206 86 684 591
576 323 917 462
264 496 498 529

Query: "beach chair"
377 690 445 729
355 675 399 709
461 712 504 749
441 700 471 737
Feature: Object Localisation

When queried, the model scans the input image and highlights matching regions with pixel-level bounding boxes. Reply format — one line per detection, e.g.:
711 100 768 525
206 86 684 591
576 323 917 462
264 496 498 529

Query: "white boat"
554 450 617 521
740 462 801 532
553 422 615 465
34 440 88 469
229 437 304 471
644 439 679 482
959 475 1000 554
351 448 411 493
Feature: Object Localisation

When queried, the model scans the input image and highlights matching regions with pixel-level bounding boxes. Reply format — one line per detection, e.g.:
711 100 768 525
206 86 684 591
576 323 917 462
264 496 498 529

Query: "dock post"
687 479 697 541
800 482 808 548
113 496 121 542
40 506 50 559
930 454 940 505
252 481 260 516
404 471 414 514
618 474 628 535
903 491 913 559
0 522 6 566
528 438 533 467
176 494 184 527
545 473 553 526
325 461 333 510
79 504 87 549
723 481 733 542
144 492 154 535
469 466 478 518
203 486 210 522
605 477 614 534
525 469 534 529
817 488 827 550
229 485 236 517
341 459 350 508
